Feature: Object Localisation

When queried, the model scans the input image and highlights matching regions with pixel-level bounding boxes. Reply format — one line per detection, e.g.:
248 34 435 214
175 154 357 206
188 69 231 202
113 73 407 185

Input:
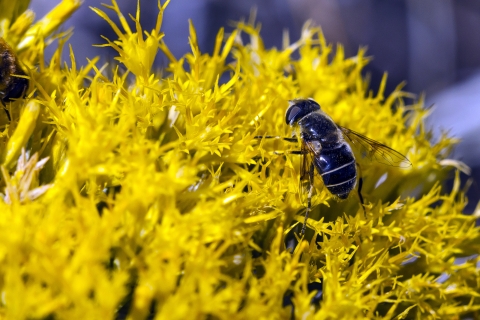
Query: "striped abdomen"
313 142 356 199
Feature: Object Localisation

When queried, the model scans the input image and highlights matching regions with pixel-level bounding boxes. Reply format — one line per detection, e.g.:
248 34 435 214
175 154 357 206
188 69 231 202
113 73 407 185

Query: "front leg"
254 135 298 143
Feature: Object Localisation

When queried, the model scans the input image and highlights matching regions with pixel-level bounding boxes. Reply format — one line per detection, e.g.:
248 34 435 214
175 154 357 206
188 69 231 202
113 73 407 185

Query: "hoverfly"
256 98 411 235
0 37 29 121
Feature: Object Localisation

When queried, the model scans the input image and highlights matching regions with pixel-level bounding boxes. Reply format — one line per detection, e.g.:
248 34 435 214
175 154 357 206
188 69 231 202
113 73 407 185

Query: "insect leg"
254 135 297 143
301 162 315 235
1 101 11 121
356 162 366 214
273 150 306 155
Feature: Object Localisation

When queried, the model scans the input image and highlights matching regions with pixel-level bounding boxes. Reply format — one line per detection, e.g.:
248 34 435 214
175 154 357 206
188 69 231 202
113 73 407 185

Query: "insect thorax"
298 111 341 148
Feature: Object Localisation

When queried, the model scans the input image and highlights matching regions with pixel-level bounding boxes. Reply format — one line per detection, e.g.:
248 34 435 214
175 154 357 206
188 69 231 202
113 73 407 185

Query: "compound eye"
285 105 301 125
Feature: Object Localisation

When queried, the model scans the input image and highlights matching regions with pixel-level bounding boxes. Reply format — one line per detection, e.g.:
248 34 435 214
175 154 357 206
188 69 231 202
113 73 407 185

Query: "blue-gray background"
31 0 480 212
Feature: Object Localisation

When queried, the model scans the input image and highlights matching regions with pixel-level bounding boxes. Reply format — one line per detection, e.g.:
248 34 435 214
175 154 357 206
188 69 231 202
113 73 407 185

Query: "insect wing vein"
339 126 411 168
298 141 319 205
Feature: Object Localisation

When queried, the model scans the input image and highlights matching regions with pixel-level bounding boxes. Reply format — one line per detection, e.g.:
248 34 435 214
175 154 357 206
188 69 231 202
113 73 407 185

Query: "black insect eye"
285 99 321 125
285 105 302 125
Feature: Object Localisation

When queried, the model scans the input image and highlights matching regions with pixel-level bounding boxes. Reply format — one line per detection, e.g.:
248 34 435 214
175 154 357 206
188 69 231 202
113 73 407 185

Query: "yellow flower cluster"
0 0 478 319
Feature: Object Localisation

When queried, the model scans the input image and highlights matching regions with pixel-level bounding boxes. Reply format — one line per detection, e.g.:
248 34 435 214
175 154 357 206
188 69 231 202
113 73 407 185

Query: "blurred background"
31 0 480 212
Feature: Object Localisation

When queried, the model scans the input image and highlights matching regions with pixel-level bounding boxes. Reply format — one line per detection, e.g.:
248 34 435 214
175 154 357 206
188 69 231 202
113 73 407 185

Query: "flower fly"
256 98 411 235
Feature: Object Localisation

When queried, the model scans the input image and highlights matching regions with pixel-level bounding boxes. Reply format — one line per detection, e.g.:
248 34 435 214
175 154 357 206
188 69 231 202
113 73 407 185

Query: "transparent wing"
339 126 412 168
298 141 314 204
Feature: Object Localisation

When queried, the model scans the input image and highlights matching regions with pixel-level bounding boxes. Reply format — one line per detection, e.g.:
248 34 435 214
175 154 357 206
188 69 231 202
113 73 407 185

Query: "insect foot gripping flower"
0 0 478 319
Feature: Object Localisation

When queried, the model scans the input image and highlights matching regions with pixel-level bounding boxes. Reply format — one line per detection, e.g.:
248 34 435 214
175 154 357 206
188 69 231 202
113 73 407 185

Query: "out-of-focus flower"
2 149 52 204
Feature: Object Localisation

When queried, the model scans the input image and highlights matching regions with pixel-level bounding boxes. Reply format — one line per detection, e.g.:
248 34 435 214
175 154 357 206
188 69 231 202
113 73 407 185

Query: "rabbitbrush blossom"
0 0 479 319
